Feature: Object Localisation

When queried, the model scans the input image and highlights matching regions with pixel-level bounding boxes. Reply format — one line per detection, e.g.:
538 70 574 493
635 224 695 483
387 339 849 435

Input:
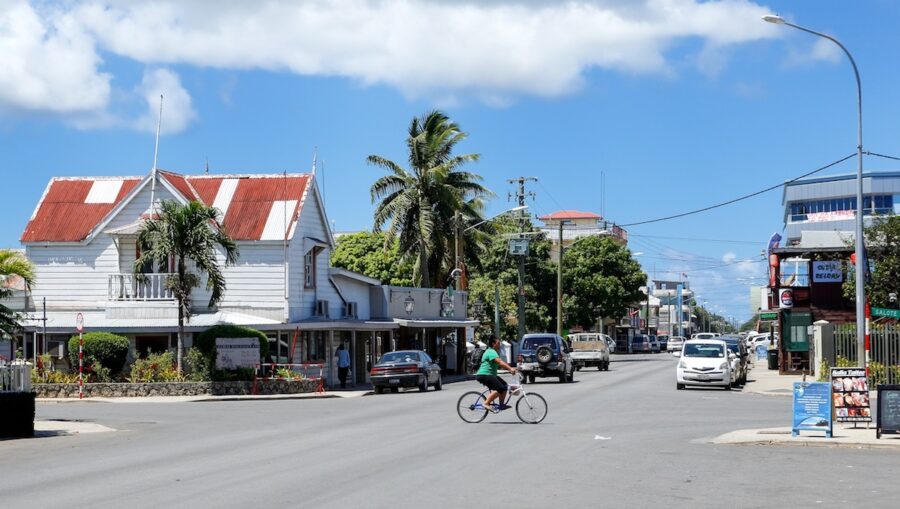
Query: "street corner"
709 426 900 450
32 419 116 438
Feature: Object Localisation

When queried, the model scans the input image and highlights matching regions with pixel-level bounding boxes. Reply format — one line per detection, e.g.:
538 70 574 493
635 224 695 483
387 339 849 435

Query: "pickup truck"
566 333 611 371
516 333 575 383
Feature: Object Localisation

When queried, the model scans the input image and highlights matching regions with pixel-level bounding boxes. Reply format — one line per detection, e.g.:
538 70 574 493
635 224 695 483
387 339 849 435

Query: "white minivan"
676 339 733 390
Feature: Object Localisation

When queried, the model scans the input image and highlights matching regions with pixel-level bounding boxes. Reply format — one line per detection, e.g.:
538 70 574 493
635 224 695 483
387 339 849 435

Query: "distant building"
538 210 628 262
782 171 900 246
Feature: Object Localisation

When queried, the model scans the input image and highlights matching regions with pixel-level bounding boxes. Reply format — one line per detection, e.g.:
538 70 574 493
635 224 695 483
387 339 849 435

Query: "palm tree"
0 249 35 338
369 110 492 288
135 200 238 371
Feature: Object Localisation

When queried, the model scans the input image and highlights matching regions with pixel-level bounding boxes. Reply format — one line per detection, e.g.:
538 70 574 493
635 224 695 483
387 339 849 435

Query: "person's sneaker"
498 404 512 411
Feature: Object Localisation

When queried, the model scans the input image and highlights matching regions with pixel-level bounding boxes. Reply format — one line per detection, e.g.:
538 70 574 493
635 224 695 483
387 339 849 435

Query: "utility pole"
556 220 571 336
507 177 537 344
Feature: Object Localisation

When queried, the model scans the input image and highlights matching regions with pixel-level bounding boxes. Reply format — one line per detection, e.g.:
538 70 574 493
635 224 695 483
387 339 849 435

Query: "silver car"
667 336 686 353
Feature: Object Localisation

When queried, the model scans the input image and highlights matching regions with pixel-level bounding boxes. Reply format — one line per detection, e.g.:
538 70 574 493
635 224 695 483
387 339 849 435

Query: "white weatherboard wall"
332 276 372 320
288 184 338 322
25 183 180 311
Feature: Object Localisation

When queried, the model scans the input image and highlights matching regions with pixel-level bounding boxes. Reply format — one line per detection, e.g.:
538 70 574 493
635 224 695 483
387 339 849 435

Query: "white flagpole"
149 94 163 216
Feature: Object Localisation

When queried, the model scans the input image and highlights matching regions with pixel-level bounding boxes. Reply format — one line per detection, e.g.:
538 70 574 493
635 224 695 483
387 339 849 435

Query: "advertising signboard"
215 337 260 369
831 368 872 423
792 381 832 437
876 385 900 439
812 261 843 283
778 289 793 309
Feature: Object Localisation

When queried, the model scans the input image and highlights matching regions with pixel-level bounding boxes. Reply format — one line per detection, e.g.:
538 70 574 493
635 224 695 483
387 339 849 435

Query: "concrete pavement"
715 358 900 449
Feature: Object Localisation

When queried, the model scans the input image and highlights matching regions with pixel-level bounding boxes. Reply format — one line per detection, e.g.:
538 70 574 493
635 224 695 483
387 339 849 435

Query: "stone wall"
34 379 320 398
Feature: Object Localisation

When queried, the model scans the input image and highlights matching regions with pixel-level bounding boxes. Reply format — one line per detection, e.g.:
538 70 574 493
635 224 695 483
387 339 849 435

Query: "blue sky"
2 0 899 324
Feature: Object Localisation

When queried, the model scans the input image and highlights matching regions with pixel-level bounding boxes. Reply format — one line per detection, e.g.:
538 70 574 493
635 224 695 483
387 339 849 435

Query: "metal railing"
108 273 175 301
0 360 32 393
833 324 900 385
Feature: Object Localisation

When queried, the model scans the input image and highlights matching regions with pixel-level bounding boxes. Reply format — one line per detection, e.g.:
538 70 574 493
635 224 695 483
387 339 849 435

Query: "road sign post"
76 313 84 400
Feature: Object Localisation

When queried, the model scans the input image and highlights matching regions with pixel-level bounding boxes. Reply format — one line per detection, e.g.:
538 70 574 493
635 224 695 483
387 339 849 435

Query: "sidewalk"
719 360 900 449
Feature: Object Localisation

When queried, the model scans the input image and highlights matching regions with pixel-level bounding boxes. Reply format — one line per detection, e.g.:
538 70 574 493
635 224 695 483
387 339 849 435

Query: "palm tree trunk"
177 303 184 373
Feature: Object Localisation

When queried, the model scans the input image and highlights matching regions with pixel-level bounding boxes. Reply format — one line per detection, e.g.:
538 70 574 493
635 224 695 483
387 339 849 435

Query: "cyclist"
475 336 517 412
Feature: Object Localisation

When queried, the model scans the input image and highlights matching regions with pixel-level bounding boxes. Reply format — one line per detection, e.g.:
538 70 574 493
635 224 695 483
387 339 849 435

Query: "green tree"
135 200 238 372
466 217 556 339
368 110 492 288
844 216 900 308
562 236 646 330
0 249 34 337
331 232 414 286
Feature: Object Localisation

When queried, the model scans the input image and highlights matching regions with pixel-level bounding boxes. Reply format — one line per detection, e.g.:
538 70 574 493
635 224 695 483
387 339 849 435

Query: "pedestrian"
336 343 351 389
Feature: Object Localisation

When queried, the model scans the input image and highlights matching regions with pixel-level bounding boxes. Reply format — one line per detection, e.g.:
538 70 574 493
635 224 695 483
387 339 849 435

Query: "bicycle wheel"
516 392 548 424
457 391 489 423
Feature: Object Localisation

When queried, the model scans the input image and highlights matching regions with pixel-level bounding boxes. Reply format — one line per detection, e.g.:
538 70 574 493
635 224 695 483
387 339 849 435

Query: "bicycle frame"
480 373 533 408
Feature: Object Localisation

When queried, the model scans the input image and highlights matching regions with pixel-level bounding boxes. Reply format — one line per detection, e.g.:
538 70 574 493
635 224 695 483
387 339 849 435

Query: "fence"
832 324 900 386
0 360 32 393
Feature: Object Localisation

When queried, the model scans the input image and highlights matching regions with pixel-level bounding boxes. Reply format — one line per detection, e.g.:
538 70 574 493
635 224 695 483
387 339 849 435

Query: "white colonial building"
13 168 474 386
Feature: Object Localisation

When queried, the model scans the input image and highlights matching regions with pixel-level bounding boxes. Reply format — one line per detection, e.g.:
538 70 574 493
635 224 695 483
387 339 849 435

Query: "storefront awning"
393 318 478 328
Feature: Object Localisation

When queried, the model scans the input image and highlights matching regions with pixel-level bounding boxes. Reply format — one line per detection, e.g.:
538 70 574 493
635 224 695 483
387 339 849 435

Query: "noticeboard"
877 385 900 439
831 368 872 423
215 337 260 369
792 382 832 438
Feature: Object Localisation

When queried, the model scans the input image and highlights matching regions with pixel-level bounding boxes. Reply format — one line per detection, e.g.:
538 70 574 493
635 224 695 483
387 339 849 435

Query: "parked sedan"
648 335 661 353
370 350 442 394
667 336 686 353
721 337 748 386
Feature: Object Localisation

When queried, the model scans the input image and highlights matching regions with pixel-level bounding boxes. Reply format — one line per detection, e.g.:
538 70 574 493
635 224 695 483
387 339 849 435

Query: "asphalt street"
2 353 898 508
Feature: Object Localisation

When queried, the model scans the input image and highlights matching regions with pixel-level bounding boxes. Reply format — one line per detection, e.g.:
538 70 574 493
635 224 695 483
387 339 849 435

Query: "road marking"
594 435 612 440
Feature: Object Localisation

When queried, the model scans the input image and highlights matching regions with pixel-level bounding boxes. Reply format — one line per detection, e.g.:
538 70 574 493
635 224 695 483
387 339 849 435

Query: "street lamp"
404 295 415 316
763 13 866 368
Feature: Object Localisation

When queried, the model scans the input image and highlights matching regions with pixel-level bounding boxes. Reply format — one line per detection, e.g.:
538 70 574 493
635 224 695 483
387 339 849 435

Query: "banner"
215 337 260 369
792 381 832 437
812 261 842 283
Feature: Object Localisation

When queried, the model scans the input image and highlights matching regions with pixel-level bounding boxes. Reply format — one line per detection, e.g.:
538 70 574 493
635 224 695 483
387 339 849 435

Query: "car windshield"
723 341 740 354
523 337 555 349
379 352 419 364
683 343 725 358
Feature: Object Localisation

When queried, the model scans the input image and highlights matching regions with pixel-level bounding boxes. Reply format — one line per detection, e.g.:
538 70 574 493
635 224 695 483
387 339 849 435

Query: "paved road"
3 354 898 508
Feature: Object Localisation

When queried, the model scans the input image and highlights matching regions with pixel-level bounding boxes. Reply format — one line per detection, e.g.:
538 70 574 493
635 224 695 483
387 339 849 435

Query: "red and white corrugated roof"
537 210 601 221
22 170 312 243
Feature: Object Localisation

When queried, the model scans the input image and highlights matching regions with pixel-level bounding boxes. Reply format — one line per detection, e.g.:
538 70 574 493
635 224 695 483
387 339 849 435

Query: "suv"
517 334 575 383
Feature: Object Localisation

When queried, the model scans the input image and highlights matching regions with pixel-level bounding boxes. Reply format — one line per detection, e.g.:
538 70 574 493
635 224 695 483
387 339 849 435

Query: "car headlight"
719 362 728 370
678 360 687 369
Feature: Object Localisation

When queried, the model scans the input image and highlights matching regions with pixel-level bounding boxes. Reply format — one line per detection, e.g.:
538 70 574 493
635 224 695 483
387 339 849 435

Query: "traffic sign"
75 312 84 332
872 307 900 319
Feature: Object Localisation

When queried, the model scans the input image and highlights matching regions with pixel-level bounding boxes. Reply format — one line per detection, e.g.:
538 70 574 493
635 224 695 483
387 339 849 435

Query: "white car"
691 333 720 340
667 336 686 353
676 339 733 390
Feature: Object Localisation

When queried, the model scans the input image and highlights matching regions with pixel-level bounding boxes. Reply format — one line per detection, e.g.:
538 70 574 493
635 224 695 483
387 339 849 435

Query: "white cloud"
0 0 780 129
722 251 738 263
134 69 196 134
0 1 110 114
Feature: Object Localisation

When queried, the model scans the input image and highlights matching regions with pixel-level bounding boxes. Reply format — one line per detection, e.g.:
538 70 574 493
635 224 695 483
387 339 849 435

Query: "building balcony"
108 273 175 301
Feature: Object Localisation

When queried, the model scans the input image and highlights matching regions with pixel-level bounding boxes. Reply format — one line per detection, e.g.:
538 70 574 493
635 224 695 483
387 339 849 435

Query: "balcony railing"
108 273 175 301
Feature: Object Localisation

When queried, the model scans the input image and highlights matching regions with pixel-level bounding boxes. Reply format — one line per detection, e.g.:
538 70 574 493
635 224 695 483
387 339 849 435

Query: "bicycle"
456 373 548 424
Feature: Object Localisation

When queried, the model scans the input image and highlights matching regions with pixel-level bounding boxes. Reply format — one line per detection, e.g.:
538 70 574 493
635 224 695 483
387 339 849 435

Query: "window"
304 249 316 288
780 258 809 287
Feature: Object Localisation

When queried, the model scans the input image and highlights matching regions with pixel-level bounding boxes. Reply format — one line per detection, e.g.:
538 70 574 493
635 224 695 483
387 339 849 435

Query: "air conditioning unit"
314 299 329 318
344 301 358 319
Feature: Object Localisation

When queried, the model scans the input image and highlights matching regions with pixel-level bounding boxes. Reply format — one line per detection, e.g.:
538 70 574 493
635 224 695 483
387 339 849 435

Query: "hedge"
67 332 130 374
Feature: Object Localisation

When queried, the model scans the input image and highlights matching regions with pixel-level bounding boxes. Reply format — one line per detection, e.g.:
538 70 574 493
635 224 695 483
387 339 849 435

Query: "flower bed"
34 379 320 398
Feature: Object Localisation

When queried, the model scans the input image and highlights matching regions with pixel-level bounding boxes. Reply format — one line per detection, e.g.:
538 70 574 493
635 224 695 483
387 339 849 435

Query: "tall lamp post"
556 220 574 336
763 14 866 369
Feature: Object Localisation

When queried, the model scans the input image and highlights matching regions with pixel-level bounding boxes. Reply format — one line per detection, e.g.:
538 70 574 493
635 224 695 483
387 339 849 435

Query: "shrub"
128 351 184 383
67 332 130 374
184 347 212 382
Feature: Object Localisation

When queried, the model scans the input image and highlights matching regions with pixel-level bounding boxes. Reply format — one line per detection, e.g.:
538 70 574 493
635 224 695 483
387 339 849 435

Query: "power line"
620 153 856 227
866 151 900 162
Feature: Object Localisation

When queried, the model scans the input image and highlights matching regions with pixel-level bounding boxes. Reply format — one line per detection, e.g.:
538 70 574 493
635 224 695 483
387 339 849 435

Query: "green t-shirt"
477 348 499 376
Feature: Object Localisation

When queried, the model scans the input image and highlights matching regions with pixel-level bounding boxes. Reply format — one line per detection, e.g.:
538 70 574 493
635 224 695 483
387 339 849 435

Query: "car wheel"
723 382 732 391
435 376 442 391
568 369 575 382
528 375 535 384
418 377 428 392
374 386 383 394
558 371 566 383
390 387 399 393
676 383 685 390
575 365 582 371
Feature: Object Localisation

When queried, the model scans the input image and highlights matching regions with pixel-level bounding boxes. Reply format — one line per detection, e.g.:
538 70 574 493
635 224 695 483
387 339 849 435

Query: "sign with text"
215 337 260 370
831 368 872 423
759 311 778 321
792 382 832 437
876 385 900 439
812 261 843 283
872 307 900 319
